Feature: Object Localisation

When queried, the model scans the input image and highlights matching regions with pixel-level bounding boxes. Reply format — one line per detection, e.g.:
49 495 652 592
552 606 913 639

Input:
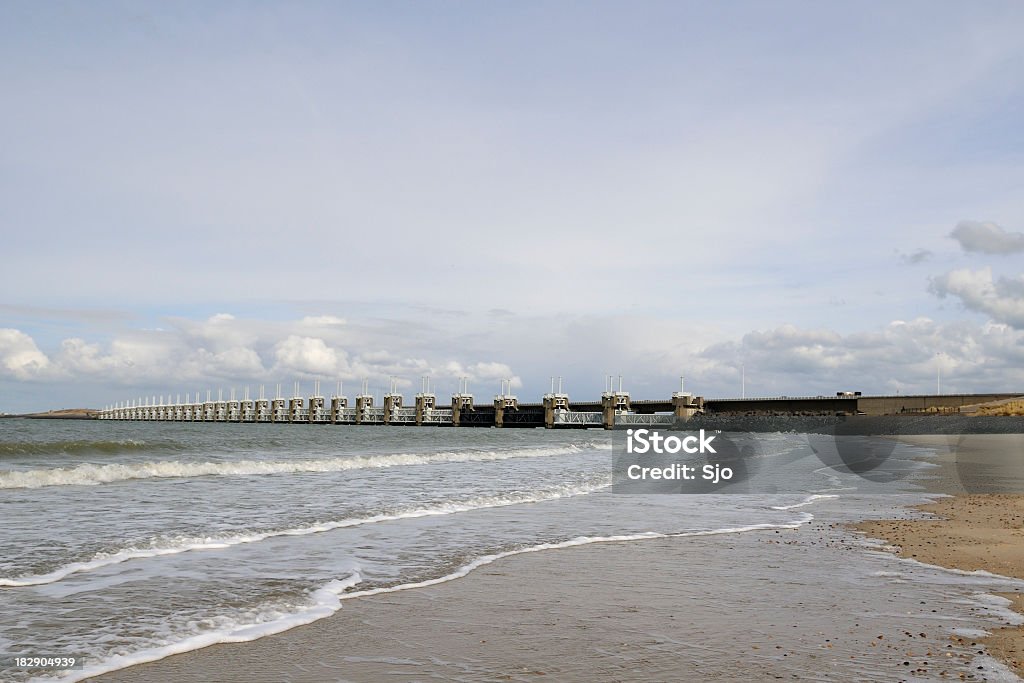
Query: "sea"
1 419 1022 682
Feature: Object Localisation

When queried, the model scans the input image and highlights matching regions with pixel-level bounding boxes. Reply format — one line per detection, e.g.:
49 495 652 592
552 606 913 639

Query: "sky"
2 1 1024 411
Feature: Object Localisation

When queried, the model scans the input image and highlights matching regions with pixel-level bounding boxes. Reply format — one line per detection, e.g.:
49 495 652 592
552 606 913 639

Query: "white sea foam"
769 494 839 510
49 573 363 683
0 442 610 490
963 592 1024 626
949 627 990 638
888 556 1024 586
48 517 806 683
0 477 611 587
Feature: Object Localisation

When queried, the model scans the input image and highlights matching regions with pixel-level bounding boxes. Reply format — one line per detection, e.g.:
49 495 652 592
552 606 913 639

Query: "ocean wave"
0 442 611 490
0 439 178 457
52 517 808 683
0 477 611 587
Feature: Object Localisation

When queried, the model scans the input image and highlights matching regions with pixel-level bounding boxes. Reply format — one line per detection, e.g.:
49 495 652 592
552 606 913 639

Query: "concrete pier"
271 395 287 423
287 382 305 423
255 399 269 422
672 377 703 423
383 393 400 424
601 383 629 430
415 392 434 425
383 379 418 425
309 393 327 423
493 379 517 429
355 394 372 424
414 378 450 425
451 378 473 427
355 381 384 425
330 388 349 424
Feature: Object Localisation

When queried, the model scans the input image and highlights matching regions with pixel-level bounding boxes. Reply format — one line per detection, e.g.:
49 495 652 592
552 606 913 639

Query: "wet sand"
856 435 1024 676
91 527 1009 683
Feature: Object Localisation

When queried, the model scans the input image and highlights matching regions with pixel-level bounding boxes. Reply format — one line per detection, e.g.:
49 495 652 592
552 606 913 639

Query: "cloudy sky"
2 1 1024 411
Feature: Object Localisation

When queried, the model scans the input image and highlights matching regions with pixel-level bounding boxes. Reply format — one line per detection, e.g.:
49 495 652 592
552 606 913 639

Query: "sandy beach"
857 494 1024 676
85 432 1024 683
855 435 1024 676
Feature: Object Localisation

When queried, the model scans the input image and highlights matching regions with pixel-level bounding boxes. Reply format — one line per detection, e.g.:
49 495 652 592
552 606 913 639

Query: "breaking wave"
0 477 612 586
0 442 610 489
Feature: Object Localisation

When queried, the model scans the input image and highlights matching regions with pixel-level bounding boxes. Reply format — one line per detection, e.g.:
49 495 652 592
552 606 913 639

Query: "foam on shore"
770 494 840 510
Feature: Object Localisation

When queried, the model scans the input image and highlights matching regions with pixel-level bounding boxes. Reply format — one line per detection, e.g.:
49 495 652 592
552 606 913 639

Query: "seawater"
0 419 1021 682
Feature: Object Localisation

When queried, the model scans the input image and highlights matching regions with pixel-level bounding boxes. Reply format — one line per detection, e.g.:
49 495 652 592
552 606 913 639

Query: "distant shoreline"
1 409 99 420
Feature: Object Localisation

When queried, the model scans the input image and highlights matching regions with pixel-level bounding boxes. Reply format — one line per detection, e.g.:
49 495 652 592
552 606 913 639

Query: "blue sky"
2 2 1023 411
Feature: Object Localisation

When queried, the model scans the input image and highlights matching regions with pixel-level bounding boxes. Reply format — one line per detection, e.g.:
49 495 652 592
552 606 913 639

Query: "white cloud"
950 221 1024 255
467 361 516 380
439 360 521 389
0 328 51 380
55 338 116 375
0 314 536 405
189 347 266 379
4 303 1023 411
929 267 1024 328
273 336 347 377
697 318 1024 396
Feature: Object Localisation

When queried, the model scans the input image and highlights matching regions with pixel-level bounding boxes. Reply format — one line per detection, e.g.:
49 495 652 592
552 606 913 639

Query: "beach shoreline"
80 433 1024 683
90 528 1009 683
853 435 1024 676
